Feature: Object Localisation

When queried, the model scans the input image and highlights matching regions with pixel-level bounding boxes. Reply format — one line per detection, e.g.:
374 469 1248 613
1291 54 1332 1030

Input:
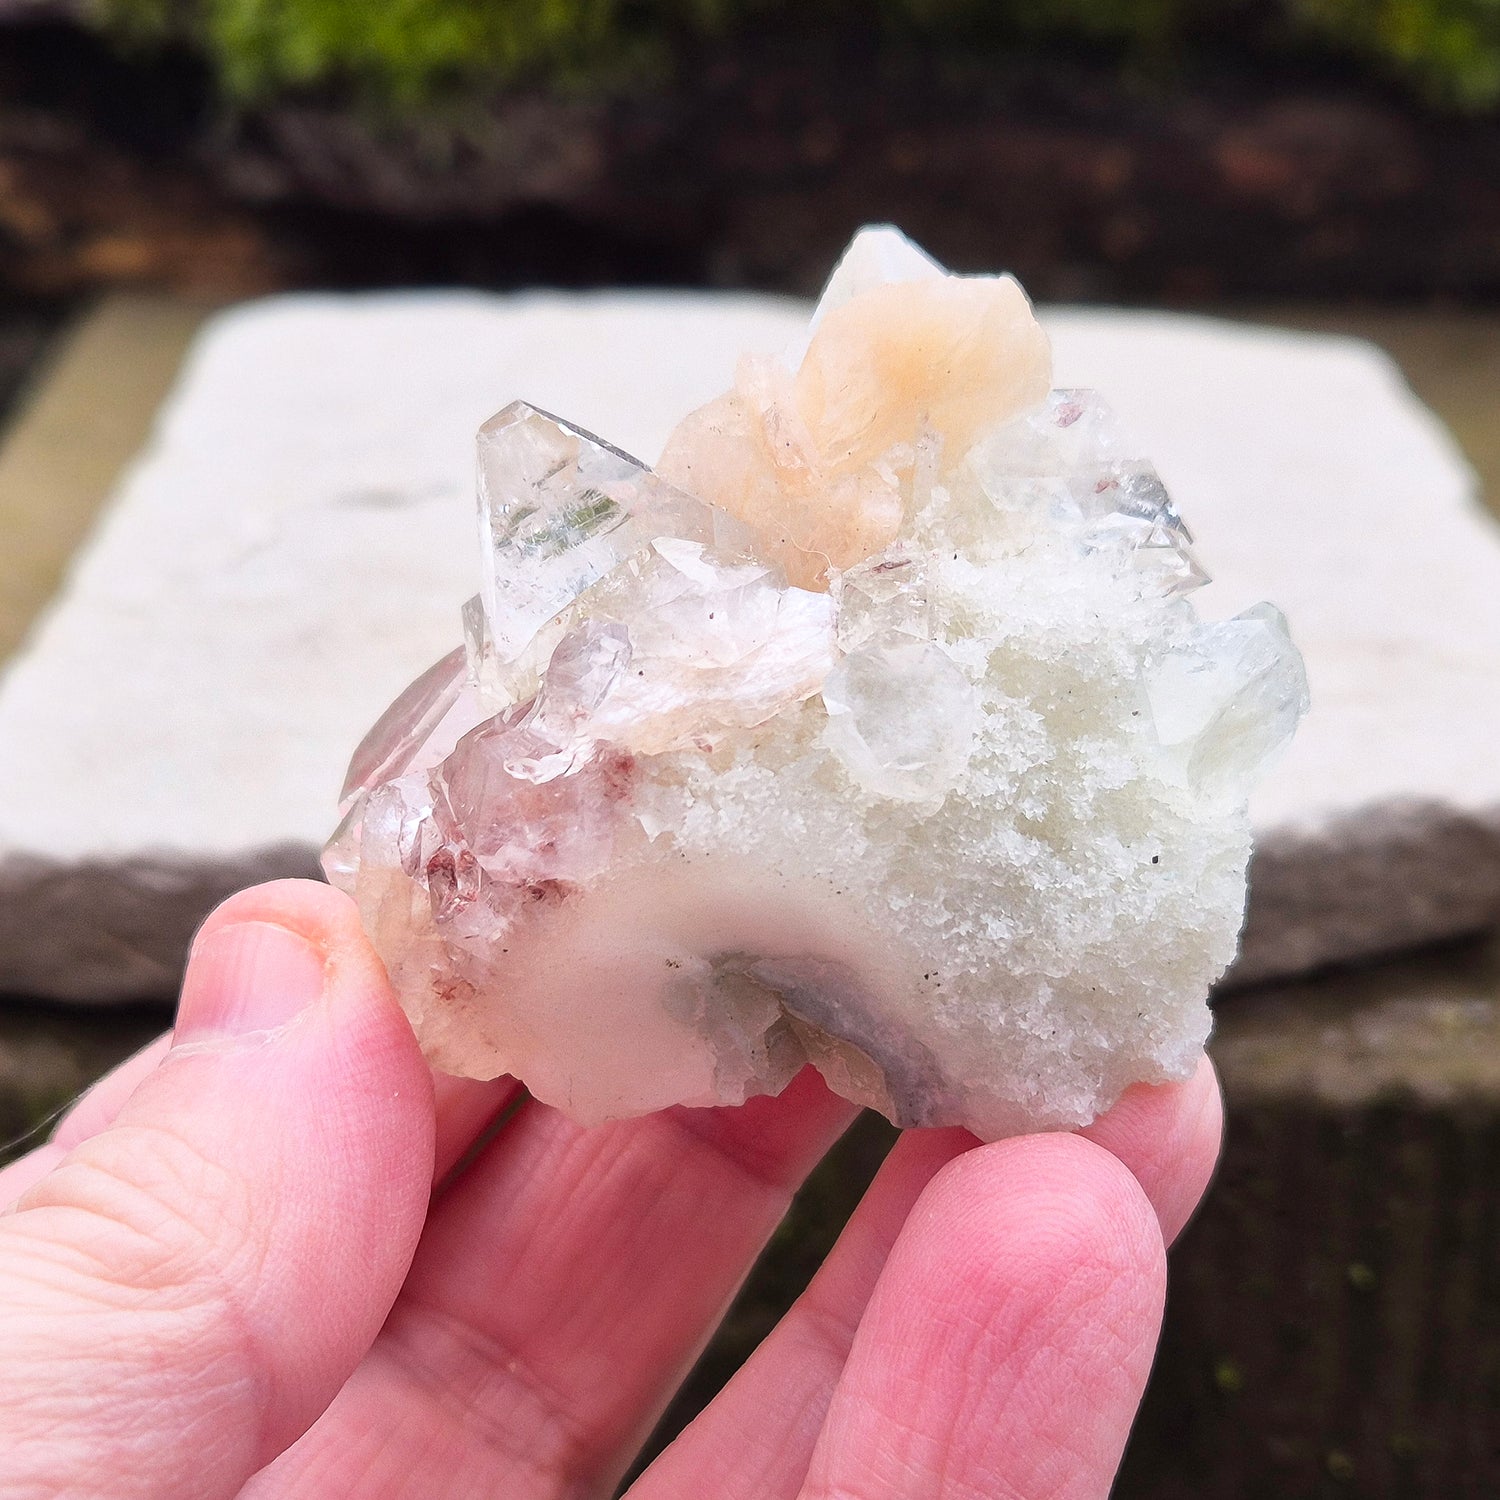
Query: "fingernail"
174 921 328 1045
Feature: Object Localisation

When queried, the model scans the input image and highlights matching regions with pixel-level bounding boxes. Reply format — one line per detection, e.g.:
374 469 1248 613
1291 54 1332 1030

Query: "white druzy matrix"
325 227 1308 1141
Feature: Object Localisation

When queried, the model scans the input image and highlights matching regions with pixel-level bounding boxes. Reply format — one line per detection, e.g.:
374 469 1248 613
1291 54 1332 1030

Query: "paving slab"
1268 308 1500 520
0 295 213 662
0 290 1497 999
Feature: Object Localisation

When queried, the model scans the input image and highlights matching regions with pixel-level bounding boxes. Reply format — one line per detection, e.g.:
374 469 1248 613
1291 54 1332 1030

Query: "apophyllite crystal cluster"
325 227 1308 1141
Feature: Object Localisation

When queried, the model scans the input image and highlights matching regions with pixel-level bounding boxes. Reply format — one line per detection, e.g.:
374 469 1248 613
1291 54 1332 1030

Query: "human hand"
0 878 1222 1499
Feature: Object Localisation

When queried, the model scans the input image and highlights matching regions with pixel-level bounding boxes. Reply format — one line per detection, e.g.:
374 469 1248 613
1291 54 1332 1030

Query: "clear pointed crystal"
822 637 977 803
477 401 752 666
971 392 1209 597
1147 603 1310 792
337 646 481 813
833 549 934 650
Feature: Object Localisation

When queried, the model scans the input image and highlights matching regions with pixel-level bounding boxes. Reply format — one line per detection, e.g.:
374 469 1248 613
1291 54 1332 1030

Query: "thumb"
0 880 435 1500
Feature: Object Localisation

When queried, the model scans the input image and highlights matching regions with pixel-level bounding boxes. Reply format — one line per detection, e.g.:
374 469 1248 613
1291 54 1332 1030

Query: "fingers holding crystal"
798 1134 1166 1500
1079 1052 1224 1246
246 1069 856 1499
632 1053 1219 1500
0 880 436 1500
629 1125 974 1500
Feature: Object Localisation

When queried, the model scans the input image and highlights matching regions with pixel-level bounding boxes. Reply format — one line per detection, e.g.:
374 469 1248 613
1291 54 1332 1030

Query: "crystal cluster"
324 227 1308 1140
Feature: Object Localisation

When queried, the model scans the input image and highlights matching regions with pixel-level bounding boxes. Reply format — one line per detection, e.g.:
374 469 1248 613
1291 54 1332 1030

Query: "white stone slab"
0 291 1495 998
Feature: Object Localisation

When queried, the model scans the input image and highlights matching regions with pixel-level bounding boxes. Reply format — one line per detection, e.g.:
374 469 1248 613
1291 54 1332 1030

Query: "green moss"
1325 1448 1357 1481
1286 0 1500 109
96 0 663 103
90 0 1500 110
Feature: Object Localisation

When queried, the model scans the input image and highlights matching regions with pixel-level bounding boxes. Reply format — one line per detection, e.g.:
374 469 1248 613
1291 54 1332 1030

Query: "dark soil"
0 19 1498 302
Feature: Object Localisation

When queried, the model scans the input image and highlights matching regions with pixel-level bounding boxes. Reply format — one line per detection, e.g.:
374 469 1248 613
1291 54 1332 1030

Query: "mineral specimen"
325 227 1308 1140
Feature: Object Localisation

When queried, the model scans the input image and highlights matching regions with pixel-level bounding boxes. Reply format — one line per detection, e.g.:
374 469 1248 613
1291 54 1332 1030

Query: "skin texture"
0 879 1223 1499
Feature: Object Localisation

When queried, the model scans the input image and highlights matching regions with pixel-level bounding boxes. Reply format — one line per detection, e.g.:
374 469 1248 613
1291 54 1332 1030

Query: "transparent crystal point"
1136 538 1212 598
832 548 934 650
1076 463 1192 542
1147 602 1310 792
1072 464 1209 597
973 391 1209 597
822 637 977 803
337 645 482 814
477 401 752 665
570 539 837 755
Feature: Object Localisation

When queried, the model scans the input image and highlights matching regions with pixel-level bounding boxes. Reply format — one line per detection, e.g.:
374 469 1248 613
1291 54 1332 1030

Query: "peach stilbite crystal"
657 247 1049 588
325 226 1308 1140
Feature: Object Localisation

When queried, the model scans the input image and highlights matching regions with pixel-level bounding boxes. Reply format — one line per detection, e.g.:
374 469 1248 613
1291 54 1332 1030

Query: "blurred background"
0 3 1499 1496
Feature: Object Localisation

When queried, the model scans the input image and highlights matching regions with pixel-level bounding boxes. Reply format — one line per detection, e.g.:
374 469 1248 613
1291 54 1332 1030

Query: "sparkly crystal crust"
325 227 1308 1140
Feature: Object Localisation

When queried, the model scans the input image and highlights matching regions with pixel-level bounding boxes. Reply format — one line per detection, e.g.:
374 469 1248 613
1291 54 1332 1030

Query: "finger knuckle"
22 1123 263 1314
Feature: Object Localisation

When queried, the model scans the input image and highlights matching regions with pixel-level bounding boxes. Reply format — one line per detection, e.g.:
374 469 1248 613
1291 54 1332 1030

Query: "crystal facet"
477 402 752 680
1146 603 1310 791
822 638 977 803
327 224 1308 1141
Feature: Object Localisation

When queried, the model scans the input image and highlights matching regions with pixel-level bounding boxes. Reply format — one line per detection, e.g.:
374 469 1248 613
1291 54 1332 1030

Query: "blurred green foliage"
96 0 661 104
1286 0 1500 109
92 0 1500 109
